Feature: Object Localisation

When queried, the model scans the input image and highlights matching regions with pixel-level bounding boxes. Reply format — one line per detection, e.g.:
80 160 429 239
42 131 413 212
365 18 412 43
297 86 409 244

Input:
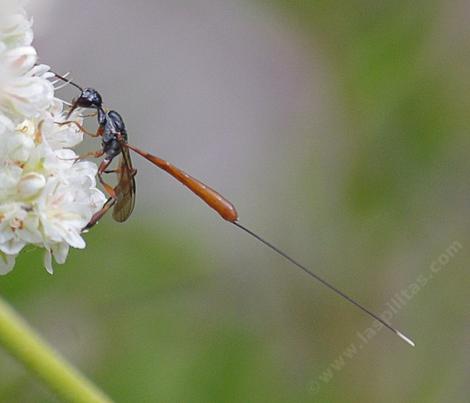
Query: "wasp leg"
83 158 119 230
81 149 105 160
55 120 101 137
84 197 116 230
58 149 104 163
97 159 117 199
78 111 98 119
103 168 137 175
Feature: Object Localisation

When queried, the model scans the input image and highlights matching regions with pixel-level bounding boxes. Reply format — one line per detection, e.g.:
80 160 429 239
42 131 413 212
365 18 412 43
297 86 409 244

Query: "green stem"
0 295 113 403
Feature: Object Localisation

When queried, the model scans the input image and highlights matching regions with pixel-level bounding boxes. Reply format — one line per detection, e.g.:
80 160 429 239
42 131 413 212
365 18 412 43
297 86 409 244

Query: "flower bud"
17 172 46 198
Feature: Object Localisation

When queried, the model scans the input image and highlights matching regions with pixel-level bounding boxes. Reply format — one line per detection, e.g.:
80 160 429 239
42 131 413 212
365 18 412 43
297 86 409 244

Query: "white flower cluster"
0 5 106 274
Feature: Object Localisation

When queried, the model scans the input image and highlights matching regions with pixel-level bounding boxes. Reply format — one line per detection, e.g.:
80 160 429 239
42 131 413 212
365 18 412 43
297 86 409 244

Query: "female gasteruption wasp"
51 71 415 347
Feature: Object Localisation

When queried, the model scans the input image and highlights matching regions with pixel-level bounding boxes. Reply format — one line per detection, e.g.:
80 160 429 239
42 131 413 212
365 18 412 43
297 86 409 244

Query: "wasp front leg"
56 120 104 138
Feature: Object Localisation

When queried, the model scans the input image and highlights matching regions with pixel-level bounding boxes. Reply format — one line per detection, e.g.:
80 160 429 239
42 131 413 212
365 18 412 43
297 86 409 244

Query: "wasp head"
67 88 103 118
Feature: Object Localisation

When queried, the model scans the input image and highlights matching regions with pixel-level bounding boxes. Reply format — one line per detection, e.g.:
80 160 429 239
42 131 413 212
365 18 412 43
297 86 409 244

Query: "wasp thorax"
107 110 126 132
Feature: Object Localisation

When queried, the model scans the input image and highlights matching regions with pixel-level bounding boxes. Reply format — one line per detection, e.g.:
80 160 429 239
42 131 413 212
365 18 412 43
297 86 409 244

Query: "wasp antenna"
49 70 83 91
54 77 75 91
232 221 415 347
51 71 70 81
51 71 70 86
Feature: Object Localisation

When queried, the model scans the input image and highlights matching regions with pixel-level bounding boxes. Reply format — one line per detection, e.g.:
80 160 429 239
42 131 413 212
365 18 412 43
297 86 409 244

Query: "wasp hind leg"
84 161 119 230
97 159 117 199
84 197 116 230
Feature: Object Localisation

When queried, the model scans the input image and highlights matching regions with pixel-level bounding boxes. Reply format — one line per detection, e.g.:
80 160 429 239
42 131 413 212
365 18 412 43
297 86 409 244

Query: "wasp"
54 75 237 230
51 72 415 347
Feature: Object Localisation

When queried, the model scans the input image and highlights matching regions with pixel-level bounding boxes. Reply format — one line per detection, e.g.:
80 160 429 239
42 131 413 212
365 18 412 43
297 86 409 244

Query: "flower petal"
0 252 15 275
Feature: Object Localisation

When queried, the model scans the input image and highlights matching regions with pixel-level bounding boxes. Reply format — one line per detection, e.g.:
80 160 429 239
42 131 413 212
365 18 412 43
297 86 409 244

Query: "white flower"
0 6 106 274
0 2 32 48
0 45 54 119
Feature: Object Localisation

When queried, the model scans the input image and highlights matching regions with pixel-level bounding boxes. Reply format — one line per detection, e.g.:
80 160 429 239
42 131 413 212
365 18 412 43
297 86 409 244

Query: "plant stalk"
0 295 113 403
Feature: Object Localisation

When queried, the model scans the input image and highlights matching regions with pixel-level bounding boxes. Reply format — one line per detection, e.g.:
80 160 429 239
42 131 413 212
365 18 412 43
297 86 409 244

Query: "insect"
53 76 236 229
51 72 415 347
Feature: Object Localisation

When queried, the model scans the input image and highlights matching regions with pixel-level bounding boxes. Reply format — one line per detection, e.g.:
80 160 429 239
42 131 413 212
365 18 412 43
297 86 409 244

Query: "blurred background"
1 0 469 401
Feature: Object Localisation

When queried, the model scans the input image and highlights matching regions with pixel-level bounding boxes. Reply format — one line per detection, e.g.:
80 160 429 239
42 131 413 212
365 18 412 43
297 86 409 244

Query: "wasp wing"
112 144 136 222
